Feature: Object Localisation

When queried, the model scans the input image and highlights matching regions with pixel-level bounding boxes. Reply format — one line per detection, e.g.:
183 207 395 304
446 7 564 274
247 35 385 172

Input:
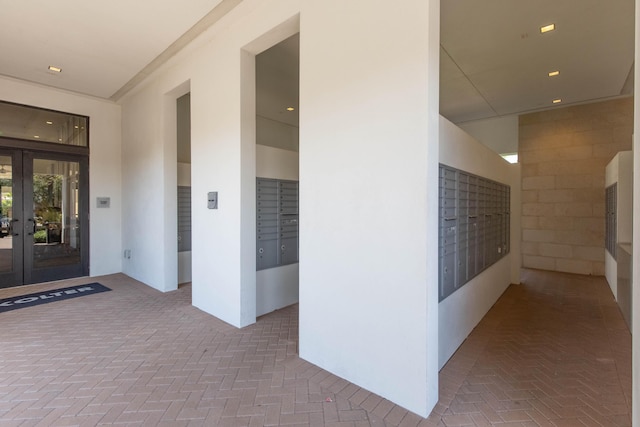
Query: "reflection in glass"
0 156 12 273
0 101 88 146
32 159 80 269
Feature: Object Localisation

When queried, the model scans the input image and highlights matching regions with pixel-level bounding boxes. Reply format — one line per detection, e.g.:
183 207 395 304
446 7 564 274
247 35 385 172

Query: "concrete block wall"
519 98 633 275
519 97 633 275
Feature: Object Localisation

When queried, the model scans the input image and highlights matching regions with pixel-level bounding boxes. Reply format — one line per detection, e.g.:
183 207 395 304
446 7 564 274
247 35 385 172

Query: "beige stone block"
613 126 633 144
593 141 633 160
554 202 594 217
522 255 556 271
539 243 573 258
522 176 555 190
571 188 603 203
521 190 538 203
592 175 605 189
574 246 605 262
518 149 555 164
522 203 554 216
559 145 594 160
520 164 539 177
554 117 594 134
592 202 605 217
523 229 555 243
555 229 602 246
556 258 592 275
571 129 613 147
592 261 605 276
523 145 593 164
521 216 539 229
573 217 605 235
555 175 593 189
539 216 574 230
538 158 604 176
521 241 539 256
538 189 577 203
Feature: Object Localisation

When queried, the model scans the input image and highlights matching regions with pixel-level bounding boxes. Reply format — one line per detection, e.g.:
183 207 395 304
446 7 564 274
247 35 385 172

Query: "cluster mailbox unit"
256 178 299 270
605 183 617 260
439 164 511 301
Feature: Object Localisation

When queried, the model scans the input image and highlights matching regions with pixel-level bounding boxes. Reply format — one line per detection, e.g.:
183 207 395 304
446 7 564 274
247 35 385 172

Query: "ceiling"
0 0 230 100
0 1 635 126
441 0 635 124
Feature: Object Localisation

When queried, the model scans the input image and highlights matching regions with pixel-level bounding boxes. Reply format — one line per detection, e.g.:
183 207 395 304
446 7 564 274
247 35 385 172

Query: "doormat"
0 283 111 313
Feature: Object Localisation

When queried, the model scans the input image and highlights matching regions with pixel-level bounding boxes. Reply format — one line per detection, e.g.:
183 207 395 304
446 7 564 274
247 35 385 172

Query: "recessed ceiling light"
553 99 562 104
286 107 295 111
34 135 40 139
74 125 79 129
48 65 62 73
46 121 53 125
540 23 555 33
548 70 560 77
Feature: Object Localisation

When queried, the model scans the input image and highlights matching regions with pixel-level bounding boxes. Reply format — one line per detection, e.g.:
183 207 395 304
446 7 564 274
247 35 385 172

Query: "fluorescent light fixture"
501 153 518 164
548 70 560 77
286 107 295 111
540 23 555 33
48 65 62 73
553 98 562 104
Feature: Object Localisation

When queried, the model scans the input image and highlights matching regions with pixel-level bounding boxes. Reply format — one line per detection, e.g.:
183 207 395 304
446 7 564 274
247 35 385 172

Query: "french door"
0 149 89 288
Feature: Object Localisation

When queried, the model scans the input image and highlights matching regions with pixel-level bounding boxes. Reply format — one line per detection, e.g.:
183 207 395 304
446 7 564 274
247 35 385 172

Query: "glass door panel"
24 153 88 284
31 159 81 269
0 150 23 288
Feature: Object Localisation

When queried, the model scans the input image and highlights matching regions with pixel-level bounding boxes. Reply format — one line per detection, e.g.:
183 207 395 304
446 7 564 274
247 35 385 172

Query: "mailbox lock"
258 248 264 254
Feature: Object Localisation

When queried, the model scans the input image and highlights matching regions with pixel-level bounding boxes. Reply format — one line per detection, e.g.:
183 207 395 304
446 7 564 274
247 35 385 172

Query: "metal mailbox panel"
257 239 278 270
438 164 510 300
257 177 300 270
440 253 456 300
280 237 299 265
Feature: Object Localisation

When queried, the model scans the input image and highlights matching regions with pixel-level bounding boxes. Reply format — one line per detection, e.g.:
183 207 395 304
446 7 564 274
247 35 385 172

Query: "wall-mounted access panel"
257 178 299 270
439 164 510 302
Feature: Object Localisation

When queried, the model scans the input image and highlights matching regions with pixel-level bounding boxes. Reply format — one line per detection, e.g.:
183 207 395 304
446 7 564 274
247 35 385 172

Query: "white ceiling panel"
0 0 634 127
0 0 224 99
441 0 635 123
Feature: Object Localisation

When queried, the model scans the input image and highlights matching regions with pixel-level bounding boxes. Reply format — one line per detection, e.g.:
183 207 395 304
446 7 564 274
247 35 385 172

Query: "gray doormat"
0 283 111 313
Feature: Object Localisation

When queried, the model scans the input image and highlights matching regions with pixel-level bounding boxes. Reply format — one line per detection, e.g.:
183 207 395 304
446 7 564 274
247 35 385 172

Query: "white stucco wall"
118 0 440 416
438 116 521 369
604 151 633 300
299 0 440 417
0 75 122 277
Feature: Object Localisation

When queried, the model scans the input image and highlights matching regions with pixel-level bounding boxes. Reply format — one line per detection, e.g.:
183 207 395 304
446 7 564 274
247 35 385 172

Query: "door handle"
9 218 19 237
26 218 35 236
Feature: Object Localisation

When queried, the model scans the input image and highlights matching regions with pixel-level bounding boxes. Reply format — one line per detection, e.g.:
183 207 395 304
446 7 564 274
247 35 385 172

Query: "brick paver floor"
0 269 631 426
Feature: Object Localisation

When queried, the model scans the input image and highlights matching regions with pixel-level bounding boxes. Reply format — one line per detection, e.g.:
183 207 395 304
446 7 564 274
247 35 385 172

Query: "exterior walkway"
0 269 631 426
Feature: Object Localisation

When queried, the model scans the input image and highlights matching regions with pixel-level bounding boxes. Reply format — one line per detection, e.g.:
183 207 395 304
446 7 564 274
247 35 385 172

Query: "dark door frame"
0 142 89 288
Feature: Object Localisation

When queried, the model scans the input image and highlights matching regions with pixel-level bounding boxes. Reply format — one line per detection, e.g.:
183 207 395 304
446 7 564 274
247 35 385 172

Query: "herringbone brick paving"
0 269 631 426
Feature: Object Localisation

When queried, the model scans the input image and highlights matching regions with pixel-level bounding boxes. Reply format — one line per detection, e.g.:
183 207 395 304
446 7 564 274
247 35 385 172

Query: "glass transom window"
0 101 88 147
